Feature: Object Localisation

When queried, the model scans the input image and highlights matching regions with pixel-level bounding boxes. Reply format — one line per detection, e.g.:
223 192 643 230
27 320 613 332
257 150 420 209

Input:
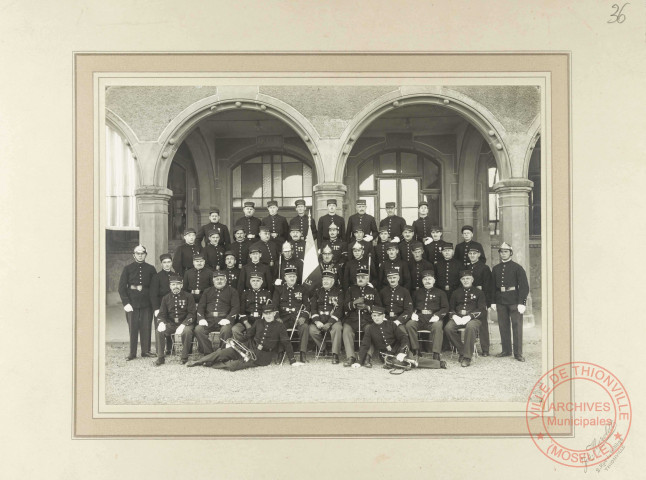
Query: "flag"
301 208 322 294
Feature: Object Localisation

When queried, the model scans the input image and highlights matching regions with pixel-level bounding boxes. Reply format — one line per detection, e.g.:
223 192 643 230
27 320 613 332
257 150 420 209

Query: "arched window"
231 152 314 221
357 150 441 225
106 124 139 229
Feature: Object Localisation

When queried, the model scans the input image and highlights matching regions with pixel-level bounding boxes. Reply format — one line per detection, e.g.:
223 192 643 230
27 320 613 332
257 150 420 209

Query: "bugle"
223 337 257 363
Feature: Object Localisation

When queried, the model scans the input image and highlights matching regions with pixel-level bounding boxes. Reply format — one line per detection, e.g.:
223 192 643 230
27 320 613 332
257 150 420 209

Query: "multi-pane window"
487 165 500 235
106 124 138 229
357 150 441 225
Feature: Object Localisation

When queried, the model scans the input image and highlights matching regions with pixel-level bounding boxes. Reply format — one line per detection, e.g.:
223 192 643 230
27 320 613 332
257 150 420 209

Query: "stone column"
313 182 347 219
135 186 172 270
453 199 481 243
492 178 534 327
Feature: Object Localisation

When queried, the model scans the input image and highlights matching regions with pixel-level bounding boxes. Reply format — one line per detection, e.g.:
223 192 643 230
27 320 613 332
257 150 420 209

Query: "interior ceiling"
194 104 467 139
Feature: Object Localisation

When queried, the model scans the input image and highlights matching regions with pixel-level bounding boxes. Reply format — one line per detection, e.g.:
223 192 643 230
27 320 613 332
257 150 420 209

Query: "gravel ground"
105 323 542 405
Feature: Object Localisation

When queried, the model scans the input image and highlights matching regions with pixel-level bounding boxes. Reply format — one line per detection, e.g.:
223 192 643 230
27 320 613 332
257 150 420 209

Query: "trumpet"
223 337 257 363
380 348 418 375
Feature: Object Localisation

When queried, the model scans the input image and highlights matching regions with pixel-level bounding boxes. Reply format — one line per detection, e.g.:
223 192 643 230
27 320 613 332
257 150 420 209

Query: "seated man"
356 305 409 368
234 273 271 342
273 266 311 363
309 269 344 364
194 270 239 356
379 268 414 334
188 306 304 370
154 274 196 365
342 267 381 367
444 270 487 367
406 270 448 360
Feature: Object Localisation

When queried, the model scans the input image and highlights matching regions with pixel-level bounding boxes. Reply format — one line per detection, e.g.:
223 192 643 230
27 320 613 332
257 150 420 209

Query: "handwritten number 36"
608 3 629 23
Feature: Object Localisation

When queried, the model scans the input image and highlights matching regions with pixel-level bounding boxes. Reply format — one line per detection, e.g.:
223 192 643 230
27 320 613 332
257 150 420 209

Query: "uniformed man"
251 226 280 277
378 243 411 291
309 270 344 364
261 200 290 247
230 226 250 269
234 201 262 242
288 226 306 261
154 274 197 366
203 230 226 271
187 307 304 370
406 270 448 360
454 225 487 267
273 266 311 363
319 223 347 266
356 305 410 369
317 199 345 245
424 226 449 265
182 253 213 305
346 199 378 244
342 267 381 367
375 226 394 267
491 242 530 362
194 270 239 355
445 270 487 367
397 225 417 264
118 245 157 360
379 201 406 243
234 273 271 342
380 268 414 334
319 245 342 288
238 245 274 293
196 209 230 248
223 250 240 290
343 242 377 290
412 201 434 244
289 199 317 241
172 228 202 276
150 252 175 356
408 241 434 292
275 241 303 286
434 243 462 303
467 247 494 357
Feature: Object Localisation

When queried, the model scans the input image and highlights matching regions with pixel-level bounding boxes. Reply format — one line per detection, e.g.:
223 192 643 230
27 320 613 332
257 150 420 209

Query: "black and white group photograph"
102 81 545 406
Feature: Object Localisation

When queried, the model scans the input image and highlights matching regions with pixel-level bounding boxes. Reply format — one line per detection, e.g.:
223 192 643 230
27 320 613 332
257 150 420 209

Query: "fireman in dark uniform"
289 226 307 261
172 228 202 276
356 305 410 369
187 307 304 370
343 241 377 290
375 226 394 268
424 226 449 265
194 270 239 355
454 225 487 267
238 246 274 293
234 201 262 242
230 226 250 269
273 266 311 363
309 270 345 364
262 200 290 248
445 270 487 367
491 242 530 362
275 242 304 286
319 245 342 288
406 270 448 360
342 267 381 367
434 243 462 304
346 226 376 265
196 209 230 248
467 247 494 356
408 241 434 293
118 245 157 360
154 274 196 365
412 201 434 244
251 226 280 277
203 230 226 271
378 243 411 291
317 199 345 245
398 225 417 264
346 199 378 244
379 201 406 243
380 268 414 333
223 250 240 290
182 253 213 305
150 253 175 355
289 199 317 241
234 273 271 342
319 223 347 266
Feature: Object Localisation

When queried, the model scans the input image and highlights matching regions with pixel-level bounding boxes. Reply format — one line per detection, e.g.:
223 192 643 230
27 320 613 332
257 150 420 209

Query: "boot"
300 351 308 363
343 356 356 367
332 353 339 364
364 355 372 368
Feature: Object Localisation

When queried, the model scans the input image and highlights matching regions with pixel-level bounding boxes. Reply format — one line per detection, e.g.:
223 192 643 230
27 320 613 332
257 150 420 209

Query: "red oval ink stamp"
526 362 631 468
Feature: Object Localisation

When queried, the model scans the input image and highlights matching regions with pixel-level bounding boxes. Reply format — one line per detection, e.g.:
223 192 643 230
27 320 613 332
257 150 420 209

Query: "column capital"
453 199 481 209
313 182 348 194
492 178 533 193
135 185 173 199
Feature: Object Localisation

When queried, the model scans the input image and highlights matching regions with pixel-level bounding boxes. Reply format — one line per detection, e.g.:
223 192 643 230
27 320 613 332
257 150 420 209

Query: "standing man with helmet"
118 245 157 361
491 242 530 362
235 201 262 242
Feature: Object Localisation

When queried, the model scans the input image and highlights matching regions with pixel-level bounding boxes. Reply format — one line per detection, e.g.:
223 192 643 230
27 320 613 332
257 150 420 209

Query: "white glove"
157 322 166 332
411 312 419 321
423 237 432 245
396 353 406 362
175 324 185 335
463 315 472 323
491 304 497 311
452 314 461 323
291 361 305 367
391 237 400 243
271 233 278 238
218 319 231 326
351 363 361 368
199 319 208 326
247 234 255 239
315 321 324 329
124 304 133 313
275 279 282 286
518 305 526 314
367 282 374 288
317 248 321 254
364 235 373 242
430 315 439 323
154 309 160 317
394 320 401 326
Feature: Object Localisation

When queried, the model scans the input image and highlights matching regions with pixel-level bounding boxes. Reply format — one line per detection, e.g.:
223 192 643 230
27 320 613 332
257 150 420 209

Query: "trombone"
223 337 257 363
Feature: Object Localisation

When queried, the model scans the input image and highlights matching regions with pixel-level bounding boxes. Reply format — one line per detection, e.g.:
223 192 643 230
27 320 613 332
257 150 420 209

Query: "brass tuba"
224 338 257 363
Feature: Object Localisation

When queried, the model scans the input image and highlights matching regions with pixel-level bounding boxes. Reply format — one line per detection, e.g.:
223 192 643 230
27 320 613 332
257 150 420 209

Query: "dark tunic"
239 288 272 325
238 261 274 293
398 240 416 264
358 320 409 364
317 214 346 245
408 258 435 292
319 238 348 265
454 240 487 267
319 261 343 288
343 284 382 330
276 256 304 284
424 239 450 265
310 286 344 324
272 284 311 326
149 269 174 311
346 212 379 243
235 215 262 242
203 244 226 271
450 286 487 318
261 213 290 247
289 239 307 261
412 287 449 318
172 243 203 276
250 240 280 275
412 216 434 242
491 259 529 305
230 239 250 268
196 285 240 326
379 285 414 324
182 267 214 304
289 214 317 240
224 266 240 290
468 261 494 307
343 257 378 291
378 258 411 291
118 261 157 308
243 319 294 365
157 290 197 326
379 215 406 241
196 222 230 248
435 257 463 294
